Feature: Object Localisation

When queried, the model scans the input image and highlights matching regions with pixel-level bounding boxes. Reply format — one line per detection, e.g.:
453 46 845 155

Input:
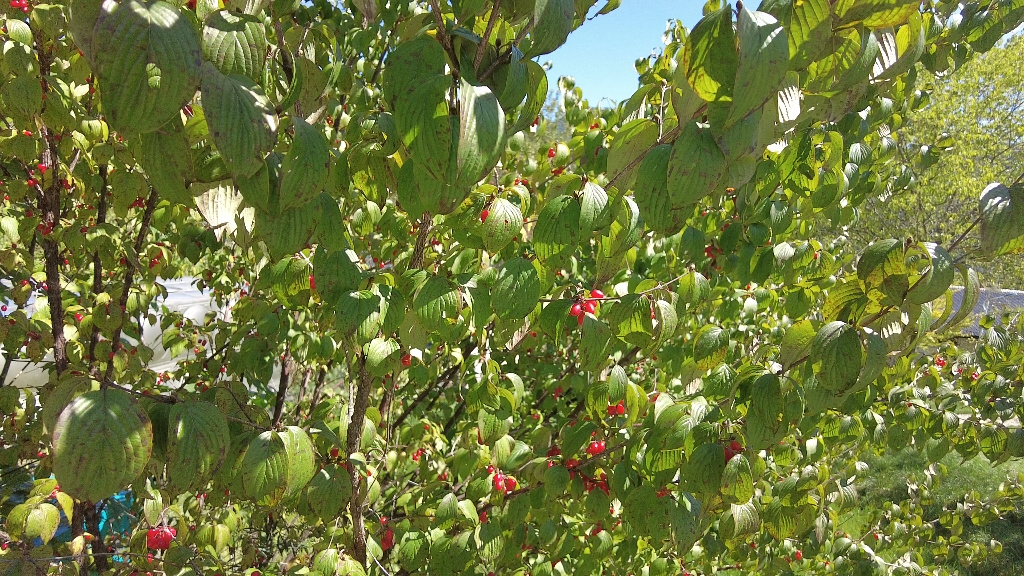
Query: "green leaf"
544 464 570 497
24 503 61 545
52 389 153 502
279 425 316 500
413 276 464 336
526 0 574 57
140 124 194 206
579 181 612 232
761 0 831 69
480 197 522 253
335 290 383 342
607 119 659 190
905 242 954 305
810 321 862 392
307 464 352 520
280 117 330 210
579 315 613 372
720 500 759 539
726 7 788 128
200 62 277 178
666 122 727 207
241 430 289 504
633 143 676 234
721 454 754 503
92 0 202 134
365 337 401 378
508 60 548 136
979 183 1024 256
603 294 654 343
834 0 919 29
857 239 908 305
746 373 785 451
201 10 266 81
533 195 581 268
255 199 319 261
682 7 737 102
454 78 506 188
492 258 541 320
779 319 814 371
165 401 230 493
937 265 979 332
313 248 363 303
680 443 726 495
693 325 729 371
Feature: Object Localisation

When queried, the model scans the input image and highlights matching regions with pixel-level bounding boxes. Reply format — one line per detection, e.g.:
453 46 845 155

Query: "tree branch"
87 165 110 373
428 0 460 80
347 356 373 565
272 353 293 427
102 189 159 383
474 0 502 72
409 212 433 270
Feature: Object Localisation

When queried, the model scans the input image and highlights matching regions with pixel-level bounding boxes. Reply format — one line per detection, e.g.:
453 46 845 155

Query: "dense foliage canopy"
2 0 1024 575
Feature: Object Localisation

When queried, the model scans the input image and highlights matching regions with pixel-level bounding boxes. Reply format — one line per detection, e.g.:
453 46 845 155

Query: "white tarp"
2 277 228 387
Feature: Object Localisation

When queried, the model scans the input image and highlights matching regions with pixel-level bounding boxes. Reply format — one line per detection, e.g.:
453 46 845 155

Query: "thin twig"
428 0 460 79
474 0 502 72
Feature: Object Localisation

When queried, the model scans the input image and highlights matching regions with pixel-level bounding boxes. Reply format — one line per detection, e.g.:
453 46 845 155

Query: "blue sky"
545 1 705 103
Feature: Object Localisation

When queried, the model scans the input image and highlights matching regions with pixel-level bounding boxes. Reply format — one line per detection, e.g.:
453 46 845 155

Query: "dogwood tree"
2 0 1024 575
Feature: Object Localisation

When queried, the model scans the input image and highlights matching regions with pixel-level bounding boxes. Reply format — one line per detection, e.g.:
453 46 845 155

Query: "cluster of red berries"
488 466 517 494
581 470 609 495
934 356 947 368
381 520 395 551
568 289 604 326
606 400 625 417
128 196 147 209
585 440 606 456
145 526 176 550
513 177 529 186
411 447 426 461
148 252 163 269
9 0 30 13
723 440 744 462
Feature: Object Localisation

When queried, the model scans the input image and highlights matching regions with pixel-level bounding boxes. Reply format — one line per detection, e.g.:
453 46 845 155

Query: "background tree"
851 34 1024 288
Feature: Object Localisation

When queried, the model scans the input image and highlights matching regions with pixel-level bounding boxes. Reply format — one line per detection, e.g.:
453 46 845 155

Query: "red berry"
479 511 488 523
583 300 597 314
309 275 316 291
586 441 605 456
569 302 582 317
480 209 489 222
547 147 555 158
553 386 562 399
329 447 339 458
74 313 83 322
615 401 625 416
492 472 506 492
503 476 517 492
794 551 803 561
401 353 412 367
591 289 605 299
381 528 394 551
486 465 495 474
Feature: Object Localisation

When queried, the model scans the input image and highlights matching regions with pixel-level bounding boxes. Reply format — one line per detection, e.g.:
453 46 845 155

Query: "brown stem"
478 23 532 81
474 0 502 73
71 501 87 566
409 212 433 270
84 504 108 571
347 356 373 565
34 29 69 374
102 189 159 383
272 353 293 427
87 166 110 372
428 0 460 80
308 362 331 417
296 367 312 408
